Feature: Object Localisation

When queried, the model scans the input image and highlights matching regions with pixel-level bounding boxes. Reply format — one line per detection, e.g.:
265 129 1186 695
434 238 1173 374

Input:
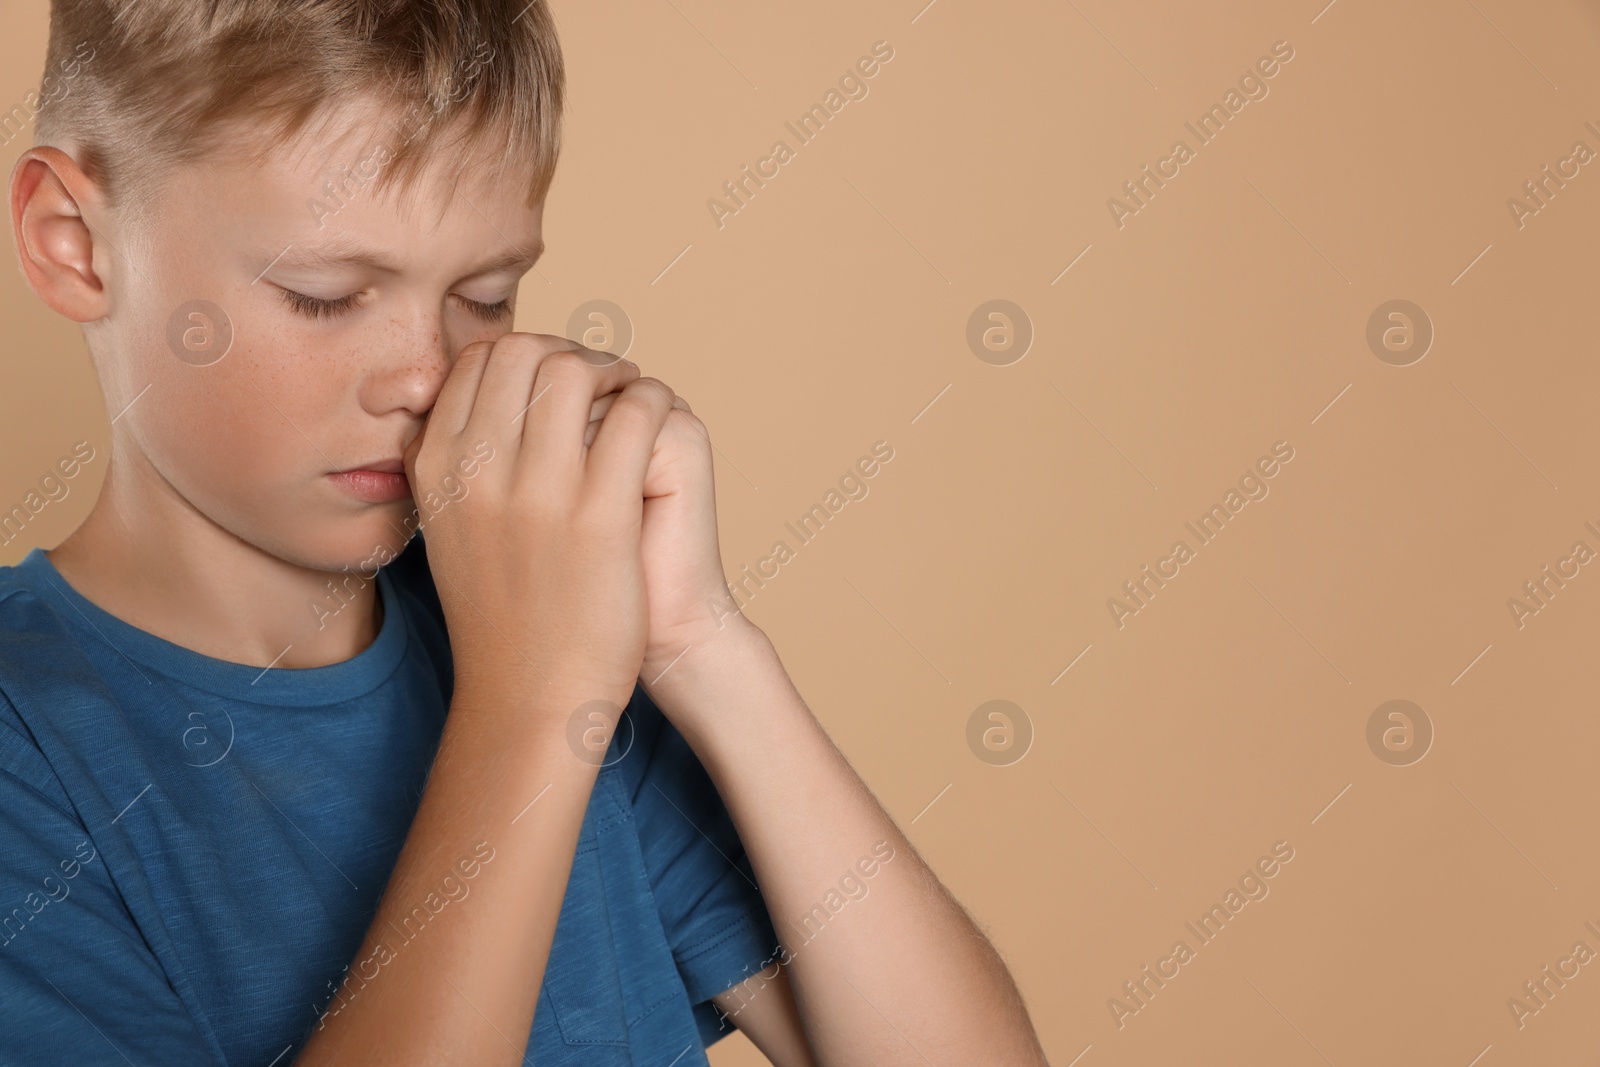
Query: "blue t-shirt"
0 534 779 1065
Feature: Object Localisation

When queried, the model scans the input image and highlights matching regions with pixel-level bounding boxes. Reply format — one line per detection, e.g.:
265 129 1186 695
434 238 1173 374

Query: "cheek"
143 324 346 493
121 250 408 560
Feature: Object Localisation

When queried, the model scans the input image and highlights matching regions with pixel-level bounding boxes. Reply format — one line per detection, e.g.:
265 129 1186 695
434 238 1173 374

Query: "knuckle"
602 395 658 435
494 331 546 354
488 333 547 365
518 332 613 367
455 339 496 366
536 332 623 364
668 407 708 437
632 376 674 404
534 348 590 380
521 332 568 350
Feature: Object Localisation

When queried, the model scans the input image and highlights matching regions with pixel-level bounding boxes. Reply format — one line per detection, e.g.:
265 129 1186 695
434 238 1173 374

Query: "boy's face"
103 100 544 572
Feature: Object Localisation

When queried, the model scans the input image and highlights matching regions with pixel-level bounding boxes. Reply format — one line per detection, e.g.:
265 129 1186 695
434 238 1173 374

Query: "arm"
711 961 816 1067
299 335 677 1063
641 621 1049 1067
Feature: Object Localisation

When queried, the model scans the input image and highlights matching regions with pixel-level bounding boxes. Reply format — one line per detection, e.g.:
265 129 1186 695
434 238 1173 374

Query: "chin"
295 512 421 577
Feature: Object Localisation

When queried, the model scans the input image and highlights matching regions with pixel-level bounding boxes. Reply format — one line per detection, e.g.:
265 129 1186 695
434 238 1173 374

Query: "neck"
45 450 390 669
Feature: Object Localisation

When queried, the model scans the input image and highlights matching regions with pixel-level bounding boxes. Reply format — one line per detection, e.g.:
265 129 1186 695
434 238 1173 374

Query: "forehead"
170 93 544 270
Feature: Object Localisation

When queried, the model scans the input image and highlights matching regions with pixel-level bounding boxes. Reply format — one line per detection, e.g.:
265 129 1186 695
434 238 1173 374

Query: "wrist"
637 616 776 741
639 610 768 688
638 626 834 810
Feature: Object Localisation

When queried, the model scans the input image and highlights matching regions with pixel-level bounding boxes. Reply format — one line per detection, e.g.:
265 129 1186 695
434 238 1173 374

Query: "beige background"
6 0 1600 1063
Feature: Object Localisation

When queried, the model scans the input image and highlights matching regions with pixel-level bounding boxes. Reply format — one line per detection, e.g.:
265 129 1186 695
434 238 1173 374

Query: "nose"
359 304 482 420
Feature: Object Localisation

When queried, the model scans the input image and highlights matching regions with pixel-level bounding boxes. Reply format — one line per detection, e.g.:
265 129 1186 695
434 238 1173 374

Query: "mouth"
328 458 411 503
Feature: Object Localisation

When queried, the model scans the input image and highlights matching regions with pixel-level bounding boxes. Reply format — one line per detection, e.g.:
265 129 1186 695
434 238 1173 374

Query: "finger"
583 377 677 506
427 339 498 438
583 393 618 449
580 391 689 449
463 334 565 443
453 334 636 467
517 342 641 474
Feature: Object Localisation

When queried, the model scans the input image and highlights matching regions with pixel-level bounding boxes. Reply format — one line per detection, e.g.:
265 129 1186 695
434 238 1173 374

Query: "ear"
8 145 112 323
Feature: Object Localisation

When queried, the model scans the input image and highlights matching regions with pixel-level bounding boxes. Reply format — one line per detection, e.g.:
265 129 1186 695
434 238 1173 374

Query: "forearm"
644 625 1047 1066
294 676 606 1066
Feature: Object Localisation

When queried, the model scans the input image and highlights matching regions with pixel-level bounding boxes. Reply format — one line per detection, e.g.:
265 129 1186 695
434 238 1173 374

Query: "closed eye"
455 295 514 322
279 288 362 319
277 288 513 322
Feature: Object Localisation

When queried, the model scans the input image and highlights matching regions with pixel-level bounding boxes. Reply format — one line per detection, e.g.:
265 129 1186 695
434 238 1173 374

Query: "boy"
0 1 1049 1063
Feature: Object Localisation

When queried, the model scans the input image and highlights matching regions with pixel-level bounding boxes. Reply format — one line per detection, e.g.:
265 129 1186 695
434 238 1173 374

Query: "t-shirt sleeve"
0 749 218 1064
628 691 782 1046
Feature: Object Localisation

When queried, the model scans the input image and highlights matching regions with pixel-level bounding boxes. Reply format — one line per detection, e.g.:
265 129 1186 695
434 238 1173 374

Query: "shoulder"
0 573 92 822
0 550 75 646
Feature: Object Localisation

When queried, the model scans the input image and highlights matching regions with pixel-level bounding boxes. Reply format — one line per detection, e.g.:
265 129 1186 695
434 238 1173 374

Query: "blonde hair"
34 0 566 232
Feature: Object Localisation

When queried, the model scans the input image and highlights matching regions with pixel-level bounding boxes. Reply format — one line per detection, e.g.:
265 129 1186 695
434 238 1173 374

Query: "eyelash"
277 289 512 322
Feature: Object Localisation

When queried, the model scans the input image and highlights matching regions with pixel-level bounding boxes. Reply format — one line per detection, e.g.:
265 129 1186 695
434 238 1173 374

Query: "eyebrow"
261 237 545 277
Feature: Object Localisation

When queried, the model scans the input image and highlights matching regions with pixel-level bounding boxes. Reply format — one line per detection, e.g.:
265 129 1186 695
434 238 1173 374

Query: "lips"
328 465 412 504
